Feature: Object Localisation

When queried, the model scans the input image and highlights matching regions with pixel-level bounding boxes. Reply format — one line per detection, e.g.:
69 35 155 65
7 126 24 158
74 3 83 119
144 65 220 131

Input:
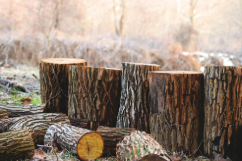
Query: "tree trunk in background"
70 118 90 129
44 123 104 161
0 130 35 160
40 58 86 115
0 113 70 145
0 104 45 117
68 66 121 130
116 130 171 161
96 126 134 155
0 109 8 119
204 66 242 161
116 63 160 132
149 71 204 154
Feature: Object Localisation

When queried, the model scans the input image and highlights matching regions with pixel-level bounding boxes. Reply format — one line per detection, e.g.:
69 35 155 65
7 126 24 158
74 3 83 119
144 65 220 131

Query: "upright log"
116 130 171 161
0 109 8 119
96 126 134 155
149 71 204 154
116 62 160 132
68 66 121 130
204 66 242 160
44 123 104 161
0 113 70 144
0 130 35 160
40 58 86 114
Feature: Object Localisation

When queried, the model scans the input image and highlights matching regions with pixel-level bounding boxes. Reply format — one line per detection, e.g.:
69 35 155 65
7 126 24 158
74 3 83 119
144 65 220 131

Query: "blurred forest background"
0 0 242 71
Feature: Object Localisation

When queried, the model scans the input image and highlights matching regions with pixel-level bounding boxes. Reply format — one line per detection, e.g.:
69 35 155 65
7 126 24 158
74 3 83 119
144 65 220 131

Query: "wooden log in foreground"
44 123 104 161
148 71 204 153
0 113 70 145
116 130 171 161
68 66 121 130
96 126 134 155
40 58 86 115
0 130 35 160
204 66 242 160
0 109 8 119
116 62 160 132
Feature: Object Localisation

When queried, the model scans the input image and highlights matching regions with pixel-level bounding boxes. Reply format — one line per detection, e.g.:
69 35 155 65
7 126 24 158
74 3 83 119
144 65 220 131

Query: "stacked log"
68 66 121 130
149 71 204 154
204 66 242 160
40 58 86 115
44 123 104 161
0 113 70 144
96 126 134 155
70 118 90 128
116 130 171 161
0 130 35 160
116 62 160 132
0 109 8 119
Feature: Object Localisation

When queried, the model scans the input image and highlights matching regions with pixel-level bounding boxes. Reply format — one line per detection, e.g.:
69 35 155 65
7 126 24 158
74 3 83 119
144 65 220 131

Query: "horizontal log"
0 109 8 119
70 118 90 129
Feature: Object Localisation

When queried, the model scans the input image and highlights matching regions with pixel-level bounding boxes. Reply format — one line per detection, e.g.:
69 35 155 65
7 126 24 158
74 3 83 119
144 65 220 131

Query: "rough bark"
0 129 35 160
40 58 86 115
96 126 134 155
0 113 70 145
149 71 204 154
70 118 90 129
204 66 242 160
44 123 104 160
68 66 121 130
116 62 160 132
0 104 45 117
116 130 171 161
0 109 8 119
140 154 168 161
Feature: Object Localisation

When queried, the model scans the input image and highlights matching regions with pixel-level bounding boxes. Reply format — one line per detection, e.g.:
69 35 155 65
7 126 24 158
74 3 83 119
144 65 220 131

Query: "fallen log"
44 123 104 161
0 109 8 119
0 104 44 117
70 118 90 128
68 66 121 130
40 58 86 115
204 66 242 161
0 129 35 160
0 113 70 145
116 130 171 161
0 78 30 93
148 71 204 153
116 62 160 132
96 126 134 155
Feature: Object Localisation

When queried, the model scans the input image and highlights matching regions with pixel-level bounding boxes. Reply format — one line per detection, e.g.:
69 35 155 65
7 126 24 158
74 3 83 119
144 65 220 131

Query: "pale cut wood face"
41 58 86 64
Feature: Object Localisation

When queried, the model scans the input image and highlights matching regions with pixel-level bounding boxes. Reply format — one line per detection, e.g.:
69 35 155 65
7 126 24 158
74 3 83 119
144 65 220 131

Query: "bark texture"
70 118 90 129
40 58 86 115
149 71 204 154
116 130 171 161
116 63 160 132
140 154 168 161
0 129 35 160
68 66 121 130
44 123 104 160
0 113 70 145
96 126 134 155
204 66 242 160
0 109 8 119
0 104 44 117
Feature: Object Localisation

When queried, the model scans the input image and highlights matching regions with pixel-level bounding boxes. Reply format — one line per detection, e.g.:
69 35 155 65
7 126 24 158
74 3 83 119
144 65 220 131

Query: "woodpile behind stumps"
116 62 160 133
68 66 121 130
44 123 104 161
148 71 204 154
204 66 242 160
116 130 171 161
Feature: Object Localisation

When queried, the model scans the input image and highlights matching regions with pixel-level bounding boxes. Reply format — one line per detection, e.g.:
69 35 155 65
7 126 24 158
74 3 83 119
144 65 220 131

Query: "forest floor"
0 64 232 161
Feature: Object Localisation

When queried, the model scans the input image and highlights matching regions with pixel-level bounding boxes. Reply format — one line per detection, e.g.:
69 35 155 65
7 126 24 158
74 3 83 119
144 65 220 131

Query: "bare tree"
113 0 125 36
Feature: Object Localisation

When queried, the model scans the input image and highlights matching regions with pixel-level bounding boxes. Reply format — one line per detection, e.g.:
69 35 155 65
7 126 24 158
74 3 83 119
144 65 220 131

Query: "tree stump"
0 109 8 119
96 126 134 155
116 62 160 132
40 58 86 115
204 66 242 160
0 113 70 145
116 130 171 161
0 129 35 160
68 66 121 130
44 123 104 161
149 71 204 154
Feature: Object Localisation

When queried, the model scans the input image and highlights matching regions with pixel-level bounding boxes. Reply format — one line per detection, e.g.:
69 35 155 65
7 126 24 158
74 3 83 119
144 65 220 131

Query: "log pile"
116 62 160 132
0 109 8 119
68 66 121 130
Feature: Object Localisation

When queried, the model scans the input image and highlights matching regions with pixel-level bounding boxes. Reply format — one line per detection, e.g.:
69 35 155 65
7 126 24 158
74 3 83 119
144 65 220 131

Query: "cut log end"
41 58 86 64
77 132 104 161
